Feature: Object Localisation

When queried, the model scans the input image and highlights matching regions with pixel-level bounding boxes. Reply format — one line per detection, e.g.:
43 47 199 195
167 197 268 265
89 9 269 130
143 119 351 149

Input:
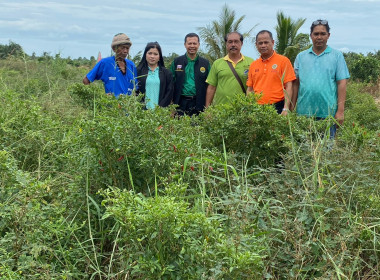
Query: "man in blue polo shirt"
83 33 138 98
293 20 350 137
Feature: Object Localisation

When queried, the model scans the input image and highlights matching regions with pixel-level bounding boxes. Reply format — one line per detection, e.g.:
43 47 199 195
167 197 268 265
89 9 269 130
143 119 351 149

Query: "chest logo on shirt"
244 69 249 76
176 65 183 71
200 66 206 73
272 64 278 69
109 77 116 80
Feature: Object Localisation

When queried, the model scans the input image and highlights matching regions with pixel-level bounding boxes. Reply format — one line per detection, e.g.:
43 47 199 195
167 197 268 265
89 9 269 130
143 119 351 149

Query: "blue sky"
1 0 379 60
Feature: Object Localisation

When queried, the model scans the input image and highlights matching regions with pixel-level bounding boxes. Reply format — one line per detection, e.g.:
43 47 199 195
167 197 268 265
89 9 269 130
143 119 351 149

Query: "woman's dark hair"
137 41 165 70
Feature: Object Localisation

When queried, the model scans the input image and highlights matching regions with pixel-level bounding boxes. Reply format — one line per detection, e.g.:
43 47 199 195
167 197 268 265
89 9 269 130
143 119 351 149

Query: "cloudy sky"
1 0 379 60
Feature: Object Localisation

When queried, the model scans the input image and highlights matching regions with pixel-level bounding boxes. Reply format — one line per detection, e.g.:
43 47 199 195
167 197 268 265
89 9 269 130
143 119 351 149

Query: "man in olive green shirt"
206 32 253 106
171 33 210 116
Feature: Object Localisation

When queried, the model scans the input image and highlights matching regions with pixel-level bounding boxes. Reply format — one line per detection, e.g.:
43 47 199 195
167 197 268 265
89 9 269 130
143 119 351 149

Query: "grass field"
0 56 379 279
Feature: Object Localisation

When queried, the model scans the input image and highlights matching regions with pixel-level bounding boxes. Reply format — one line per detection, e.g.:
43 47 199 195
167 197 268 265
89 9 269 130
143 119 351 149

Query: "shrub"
249 130 380 278
345 83 380 131
199 95 296 166
101 187 264 279
0 151 87 279
76 92 218 193
348 54 380 83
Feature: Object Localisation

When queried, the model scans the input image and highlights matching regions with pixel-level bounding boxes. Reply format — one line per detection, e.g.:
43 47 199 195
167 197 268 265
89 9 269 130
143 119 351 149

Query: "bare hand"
335 111 344 125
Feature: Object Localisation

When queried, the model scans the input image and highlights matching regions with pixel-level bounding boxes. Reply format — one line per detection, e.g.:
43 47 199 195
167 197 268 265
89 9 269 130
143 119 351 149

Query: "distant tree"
274 11 309 63
345 52 380 83
0 41 24 59
129 51 142 66
197 4 257 62
373 50 380 60
38 51 53 62
343 52 361 69
163 52 179 68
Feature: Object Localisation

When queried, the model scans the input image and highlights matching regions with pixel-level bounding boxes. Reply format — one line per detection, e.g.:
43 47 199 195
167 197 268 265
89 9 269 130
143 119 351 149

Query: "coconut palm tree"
283 33 311 63
197 4 256 62
275 11 310 63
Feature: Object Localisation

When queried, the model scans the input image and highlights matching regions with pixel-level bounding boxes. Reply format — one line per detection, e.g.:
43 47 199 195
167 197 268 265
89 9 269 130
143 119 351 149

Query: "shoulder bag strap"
226 60 246 94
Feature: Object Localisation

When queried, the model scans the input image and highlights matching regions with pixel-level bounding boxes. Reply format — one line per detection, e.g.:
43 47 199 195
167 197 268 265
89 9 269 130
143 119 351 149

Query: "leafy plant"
101 187 264 279
346 52 380 83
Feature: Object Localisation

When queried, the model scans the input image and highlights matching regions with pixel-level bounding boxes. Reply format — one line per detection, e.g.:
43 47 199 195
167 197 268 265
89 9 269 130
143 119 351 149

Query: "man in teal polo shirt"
293 20 350 137
205 32 254 107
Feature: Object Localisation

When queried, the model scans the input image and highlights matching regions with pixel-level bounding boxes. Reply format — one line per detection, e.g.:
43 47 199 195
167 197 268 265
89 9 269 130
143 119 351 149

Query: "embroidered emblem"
176 65 183 70
272 64 278 69
244 69 249 76
200 67 206 73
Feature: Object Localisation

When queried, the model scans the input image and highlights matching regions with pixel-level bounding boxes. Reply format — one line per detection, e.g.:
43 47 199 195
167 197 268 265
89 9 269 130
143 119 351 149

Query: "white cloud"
339 47 350 53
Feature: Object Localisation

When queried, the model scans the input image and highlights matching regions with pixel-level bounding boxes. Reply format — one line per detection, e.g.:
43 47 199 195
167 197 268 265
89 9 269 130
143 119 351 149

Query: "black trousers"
273 99 285 114
177 95 199 116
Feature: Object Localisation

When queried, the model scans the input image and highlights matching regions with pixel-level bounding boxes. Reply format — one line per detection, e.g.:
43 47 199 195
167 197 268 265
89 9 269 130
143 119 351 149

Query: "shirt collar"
148 66 159 72
224 54 245 63
308 45 331 56
186 53 199 62
261 50 276 62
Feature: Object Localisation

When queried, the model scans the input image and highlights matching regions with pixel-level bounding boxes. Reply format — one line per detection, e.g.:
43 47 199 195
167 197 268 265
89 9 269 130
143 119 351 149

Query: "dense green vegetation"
1 44 380 279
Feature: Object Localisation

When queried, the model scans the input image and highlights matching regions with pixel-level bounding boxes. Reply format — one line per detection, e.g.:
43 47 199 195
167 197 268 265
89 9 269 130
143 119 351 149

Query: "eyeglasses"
312 20 328 25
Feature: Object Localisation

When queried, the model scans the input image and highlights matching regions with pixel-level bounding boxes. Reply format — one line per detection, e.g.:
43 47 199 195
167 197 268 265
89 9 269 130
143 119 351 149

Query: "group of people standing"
83 19 350 136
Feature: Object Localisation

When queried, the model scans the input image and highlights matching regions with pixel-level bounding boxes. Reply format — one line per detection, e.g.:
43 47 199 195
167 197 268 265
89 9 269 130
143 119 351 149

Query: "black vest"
172 55 210 111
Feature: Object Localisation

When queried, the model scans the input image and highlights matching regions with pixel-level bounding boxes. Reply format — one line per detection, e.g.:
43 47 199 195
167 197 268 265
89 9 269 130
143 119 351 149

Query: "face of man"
310 25 330 52
114 44 130 59
226 33 243 56
184 36 200 57
255 32 274 59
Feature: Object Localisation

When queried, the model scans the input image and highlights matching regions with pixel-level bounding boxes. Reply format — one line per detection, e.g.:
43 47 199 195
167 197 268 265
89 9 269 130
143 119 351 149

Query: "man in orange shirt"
247 30 296 115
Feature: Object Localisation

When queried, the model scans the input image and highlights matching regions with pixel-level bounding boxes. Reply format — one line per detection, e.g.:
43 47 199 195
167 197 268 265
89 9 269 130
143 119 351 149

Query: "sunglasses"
312 20 328 25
